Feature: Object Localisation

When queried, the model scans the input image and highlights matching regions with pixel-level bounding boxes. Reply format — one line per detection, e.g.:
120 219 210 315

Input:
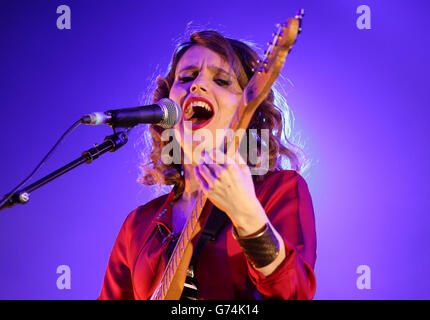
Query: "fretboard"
150 191 208 300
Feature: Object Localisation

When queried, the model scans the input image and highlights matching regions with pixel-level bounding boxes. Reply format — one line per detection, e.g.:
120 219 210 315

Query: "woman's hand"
194 148 269 236
194 148 286 276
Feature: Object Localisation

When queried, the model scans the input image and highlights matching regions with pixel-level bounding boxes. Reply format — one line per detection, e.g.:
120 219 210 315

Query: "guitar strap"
180 205 229 300
191 205 228 265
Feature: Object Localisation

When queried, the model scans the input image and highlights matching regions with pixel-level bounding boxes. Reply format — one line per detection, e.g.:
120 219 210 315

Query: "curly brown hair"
139 30 306 199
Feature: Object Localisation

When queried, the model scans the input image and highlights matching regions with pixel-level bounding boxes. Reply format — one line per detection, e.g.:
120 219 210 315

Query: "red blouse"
98 170 317 300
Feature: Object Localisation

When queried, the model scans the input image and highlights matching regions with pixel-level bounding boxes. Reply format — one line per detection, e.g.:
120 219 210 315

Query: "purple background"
1 0 429 299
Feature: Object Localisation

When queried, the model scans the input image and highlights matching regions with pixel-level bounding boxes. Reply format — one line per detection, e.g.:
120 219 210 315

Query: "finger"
203 151 225 177
215 148 240 167
197 162 217 187
209 148 228 166
198 151 215 175
235 149 248 168
194 166 210 192
221 148 246 168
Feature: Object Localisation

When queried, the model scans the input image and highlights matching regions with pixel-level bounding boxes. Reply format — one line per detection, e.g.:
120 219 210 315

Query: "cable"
0 119 82 209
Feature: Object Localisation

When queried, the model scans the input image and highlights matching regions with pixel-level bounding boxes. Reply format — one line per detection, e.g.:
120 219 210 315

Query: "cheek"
173 120 184 148
169 84 186 104
216 91 242 119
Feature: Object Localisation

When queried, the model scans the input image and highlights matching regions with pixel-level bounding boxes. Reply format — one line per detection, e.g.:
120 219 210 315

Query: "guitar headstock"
232 9 305 127
227 9 305 158
252 9 304 74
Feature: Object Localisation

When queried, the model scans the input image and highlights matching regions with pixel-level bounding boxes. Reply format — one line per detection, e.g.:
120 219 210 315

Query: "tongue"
184 107 195 120
184 105 213 125
191 117 206 125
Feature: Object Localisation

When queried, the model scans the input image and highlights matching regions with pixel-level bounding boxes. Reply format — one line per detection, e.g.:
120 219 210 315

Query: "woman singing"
98 30 317 300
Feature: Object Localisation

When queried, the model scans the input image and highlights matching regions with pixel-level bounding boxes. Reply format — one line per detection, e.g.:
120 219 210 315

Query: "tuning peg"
298 27 302 34
254 65 266 74
252 60 261 72
295 8 305 19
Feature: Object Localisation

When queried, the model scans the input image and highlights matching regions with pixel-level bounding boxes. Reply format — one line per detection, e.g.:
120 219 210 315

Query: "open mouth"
183 97 215 130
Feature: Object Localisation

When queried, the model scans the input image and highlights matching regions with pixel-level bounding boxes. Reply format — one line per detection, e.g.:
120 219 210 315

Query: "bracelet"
232 223 280 268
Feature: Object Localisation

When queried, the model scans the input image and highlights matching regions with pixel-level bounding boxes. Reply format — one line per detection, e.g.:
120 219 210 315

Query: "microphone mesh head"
158 98 182 128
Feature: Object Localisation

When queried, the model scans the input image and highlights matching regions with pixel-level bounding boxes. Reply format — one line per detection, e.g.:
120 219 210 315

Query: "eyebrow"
178 65 231 77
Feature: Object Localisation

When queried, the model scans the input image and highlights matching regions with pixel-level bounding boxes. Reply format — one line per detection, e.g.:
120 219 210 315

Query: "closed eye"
178 76 231 87
214 79 231 86
179 76 194 83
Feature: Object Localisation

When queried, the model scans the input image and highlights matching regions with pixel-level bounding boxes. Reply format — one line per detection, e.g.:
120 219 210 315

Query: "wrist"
230 198 269 237
232 223 281 269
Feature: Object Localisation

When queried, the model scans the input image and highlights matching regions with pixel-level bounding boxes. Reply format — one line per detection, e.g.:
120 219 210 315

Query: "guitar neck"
150 192 210 300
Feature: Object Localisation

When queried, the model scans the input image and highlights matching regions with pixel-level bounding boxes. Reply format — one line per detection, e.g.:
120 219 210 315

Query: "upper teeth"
187 101 212 113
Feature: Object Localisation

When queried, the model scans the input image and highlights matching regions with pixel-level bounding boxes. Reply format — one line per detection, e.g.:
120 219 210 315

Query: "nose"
190 76 208 93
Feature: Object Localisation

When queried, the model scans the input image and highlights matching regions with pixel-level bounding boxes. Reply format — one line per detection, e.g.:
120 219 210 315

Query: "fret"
180 237 185 253
194 205 198 222
162 277 166 293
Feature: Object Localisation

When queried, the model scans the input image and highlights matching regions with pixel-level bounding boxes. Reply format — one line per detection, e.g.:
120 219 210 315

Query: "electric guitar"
150 9 305 300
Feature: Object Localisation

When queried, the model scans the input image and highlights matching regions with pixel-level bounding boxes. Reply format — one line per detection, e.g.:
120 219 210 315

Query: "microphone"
80 98 182 128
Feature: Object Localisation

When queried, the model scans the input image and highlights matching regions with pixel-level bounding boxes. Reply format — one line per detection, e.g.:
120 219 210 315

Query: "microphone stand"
0 131 128 211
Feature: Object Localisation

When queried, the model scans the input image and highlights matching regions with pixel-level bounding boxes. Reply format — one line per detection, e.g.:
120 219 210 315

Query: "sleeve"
98 213 135 300
246 171 317 300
